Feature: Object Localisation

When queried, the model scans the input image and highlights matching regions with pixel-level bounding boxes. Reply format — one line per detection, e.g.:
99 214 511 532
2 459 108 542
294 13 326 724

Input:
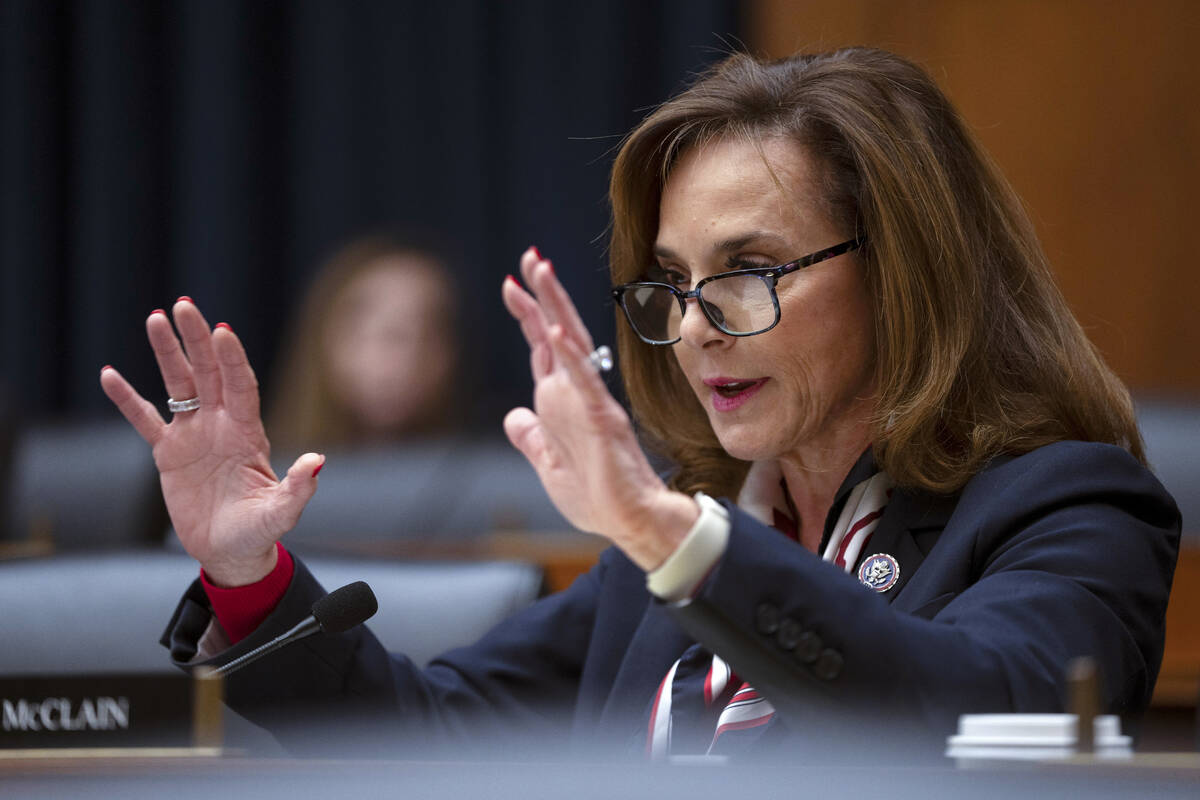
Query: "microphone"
213 581 379 677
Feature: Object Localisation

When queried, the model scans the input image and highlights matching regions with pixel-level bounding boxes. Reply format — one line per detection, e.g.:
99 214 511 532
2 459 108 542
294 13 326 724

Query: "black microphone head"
311 581 379 634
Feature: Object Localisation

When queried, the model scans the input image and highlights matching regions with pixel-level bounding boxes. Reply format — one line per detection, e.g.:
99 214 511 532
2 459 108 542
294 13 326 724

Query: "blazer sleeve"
667 442 1180 735
161 547 614 756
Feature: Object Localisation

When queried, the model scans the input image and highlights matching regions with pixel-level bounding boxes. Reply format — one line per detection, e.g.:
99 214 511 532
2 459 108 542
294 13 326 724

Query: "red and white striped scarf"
647 461 894 759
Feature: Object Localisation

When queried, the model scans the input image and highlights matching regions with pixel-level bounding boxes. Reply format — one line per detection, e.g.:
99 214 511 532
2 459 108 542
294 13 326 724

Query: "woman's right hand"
100 298 323 586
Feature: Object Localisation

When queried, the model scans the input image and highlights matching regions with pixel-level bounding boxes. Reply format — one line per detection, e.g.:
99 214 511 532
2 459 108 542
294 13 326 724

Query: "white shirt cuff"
193 618 232 662
646 492 730 602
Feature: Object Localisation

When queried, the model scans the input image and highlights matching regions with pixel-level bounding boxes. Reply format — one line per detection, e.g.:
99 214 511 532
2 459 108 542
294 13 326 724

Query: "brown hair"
609 48 1144 496
267 234 459 454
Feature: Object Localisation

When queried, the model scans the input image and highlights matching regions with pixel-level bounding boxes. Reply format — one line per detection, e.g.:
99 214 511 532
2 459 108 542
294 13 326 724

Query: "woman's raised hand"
501 248 698 571
100 298 323 586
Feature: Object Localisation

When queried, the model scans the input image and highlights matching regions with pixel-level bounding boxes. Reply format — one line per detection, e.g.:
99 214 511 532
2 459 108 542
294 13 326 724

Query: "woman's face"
323 256 456 436
656 136 877 466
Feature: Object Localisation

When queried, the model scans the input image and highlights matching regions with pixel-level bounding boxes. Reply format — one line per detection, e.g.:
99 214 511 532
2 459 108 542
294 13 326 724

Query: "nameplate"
0 672 222 749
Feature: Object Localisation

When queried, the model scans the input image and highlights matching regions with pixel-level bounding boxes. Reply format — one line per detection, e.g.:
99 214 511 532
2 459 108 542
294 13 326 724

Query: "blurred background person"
259 233 572 549
268 234 461 457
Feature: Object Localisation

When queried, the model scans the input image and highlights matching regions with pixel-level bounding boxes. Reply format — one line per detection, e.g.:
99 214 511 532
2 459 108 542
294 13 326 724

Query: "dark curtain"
0 0 742 432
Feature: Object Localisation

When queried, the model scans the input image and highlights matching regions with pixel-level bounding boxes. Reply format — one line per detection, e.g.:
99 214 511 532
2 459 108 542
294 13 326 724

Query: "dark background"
0 0 741 431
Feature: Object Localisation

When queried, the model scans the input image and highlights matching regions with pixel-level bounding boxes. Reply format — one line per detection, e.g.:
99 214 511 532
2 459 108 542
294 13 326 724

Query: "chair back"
0 551 543 675
3 420 162 548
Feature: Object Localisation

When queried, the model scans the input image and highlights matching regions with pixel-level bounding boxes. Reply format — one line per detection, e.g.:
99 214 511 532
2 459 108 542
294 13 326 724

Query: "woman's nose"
676 297 730 350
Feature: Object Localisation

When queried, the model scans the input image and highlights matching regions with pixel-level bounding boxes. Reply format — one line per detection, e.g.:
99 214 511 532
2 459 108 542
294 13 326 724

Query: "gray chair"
1137 398 1200 541
0 551 543 676
3 420 163 548
0 551 198 674
297 555 544 667
269 438 570 548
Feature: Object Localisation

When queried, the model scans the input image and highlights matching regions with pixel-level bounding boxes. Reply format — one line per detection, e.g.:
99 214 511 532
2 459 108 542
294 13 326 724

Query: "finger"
503 407 550 467
502 275 555 380
523 254 559 332
269 453 325 534
546 324 610 408
518 246 541 294
212 322 261 425
147 309 197 404
530 259 595 354
502 273 549 346
99 366 166 445
530 342 553 379
172 298 223 408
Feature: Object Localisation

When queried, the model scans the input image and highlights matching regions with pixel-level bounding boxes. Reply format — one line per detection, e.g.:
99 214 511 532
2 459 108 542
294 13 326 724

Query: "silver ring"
167 396 201 413
587 345 613 373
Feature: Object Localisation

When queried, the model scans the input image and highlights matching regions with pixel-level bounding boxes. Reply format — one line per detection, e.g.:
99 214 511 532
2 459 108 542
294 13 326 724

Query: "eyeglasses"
611 237 865 345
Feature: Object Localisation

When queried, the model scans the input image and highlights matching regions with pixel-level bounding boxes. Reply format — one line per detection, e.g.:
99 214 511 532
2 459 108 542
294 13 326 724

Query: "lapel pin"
858 553 900 593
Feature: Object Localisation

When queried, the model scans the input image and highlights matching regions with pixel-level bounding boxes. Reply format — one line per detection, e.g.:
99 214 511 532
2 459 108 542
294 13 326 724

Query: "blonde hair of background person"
268 235 460 455
610 50 1144 499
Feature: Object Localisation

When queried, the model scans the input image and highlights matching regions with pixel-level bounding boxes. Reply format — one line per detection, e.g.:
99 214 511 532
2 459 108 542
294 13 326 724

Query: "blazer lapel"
850 487 956 605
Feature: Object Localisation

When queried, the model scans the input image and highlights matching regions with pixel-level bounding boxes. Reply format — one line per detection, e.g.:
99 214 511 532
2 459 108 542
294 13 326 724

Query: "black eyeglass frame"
611 237 866 345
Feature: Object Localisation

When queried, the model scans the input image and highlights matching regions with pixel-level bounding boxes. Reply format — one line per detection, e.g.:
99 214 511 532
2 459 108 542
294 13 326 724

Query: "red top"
200 541 294 643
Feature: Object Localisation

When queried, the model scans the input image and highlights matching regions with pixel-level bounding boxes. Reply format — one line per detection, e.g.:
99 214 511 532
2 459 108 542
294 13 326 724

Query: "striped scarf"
647 461 894 759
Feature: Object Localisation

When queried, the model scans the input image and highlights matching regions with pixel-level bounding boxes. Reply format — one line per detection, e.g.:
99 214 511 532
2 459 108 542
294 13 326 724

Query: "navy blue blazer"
163 441 1179 758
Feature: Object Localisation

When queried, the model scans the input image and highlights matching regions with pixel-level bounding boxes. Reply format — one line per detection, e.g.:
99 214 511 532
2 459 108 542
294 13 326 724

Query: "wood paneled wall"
748 0 1200 396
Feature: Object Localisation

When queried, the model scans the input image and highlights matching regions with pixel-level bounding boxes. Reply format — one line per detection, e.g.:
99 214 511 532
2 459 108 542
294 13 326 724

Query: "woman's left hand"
501 247 698 571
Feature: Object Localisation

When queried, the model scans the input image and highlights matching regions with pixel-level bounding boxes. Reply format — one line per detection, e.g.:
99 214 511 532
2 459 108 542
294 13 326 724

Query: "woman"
100 48 1178 759
268 234 460 457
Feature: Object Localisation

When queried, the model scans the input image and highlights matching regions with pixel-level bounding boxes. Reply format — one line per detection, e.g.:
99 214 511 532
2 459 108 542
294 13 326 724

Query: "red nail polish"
101 365 112 372
507 273 524 289
151 308 165 316
312 459 325 478
176 295 193 304
215 322 231 331
545 260 555 276
531 246 543 261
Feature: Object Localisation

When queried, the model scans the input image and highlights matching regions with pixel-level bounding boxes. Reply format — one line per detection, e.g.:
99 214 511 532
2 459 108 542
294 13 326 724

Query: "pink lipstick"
705 377 768 412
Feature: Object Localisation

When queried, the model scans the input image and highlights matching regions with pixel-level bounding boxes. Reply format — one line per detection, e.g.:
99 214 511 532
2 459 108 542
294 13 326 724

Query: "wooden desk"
312 529 607 594
1154 543 1200 707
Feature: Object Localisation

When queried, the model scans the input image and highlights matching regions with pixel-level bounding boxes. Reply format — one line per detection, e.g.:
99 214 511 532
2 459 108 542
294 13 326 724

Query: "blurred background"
0 0 1198 745
2 0 1197 424
0 0 742 428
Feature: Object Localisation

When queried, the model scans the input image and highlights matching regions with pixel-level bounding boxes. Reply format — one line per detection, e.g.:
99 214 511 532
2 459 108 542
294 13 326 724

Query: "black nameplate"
0 674 196 748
